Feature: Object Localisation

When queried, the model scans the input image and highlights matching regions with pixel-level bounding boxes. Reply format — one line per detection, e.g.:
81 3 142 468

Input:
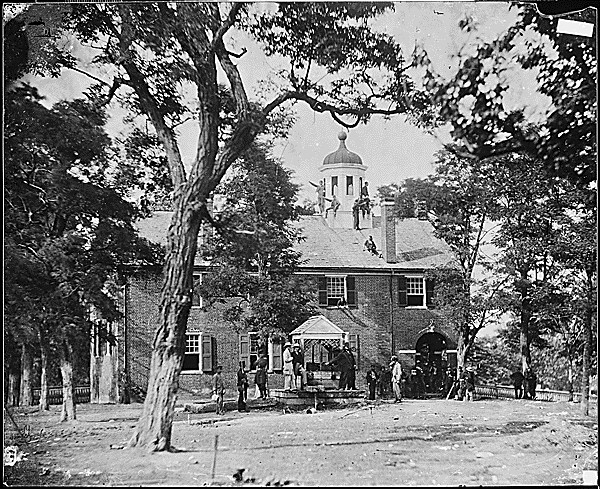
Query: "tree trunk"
566 354 574 402
128 205 202 451
519 278 532 374
8 368 21 407
59 339 76 422
39 331 50 411
20 344 34 406
580 269 593 416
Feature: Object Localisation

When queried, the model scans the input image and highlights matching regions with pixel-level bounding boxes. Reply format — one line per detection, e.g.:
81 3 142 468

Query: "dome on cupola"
322 131 363 166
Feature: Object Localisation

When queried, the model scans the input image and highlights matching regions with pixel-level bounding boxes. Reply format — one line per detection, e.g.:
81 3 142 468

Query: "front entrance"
415 332 448 395
290 315 347 389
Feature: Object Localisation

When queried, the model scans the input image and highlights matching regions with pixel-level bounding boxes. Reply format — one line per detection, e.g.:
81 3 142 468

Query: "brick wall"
123 270 284 402
122 270 455 400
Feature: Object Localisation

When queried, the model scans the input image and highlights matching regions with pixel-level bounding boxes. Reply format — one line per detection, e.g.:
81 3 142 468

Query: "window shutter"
349 333 359 369
201 334 213 372
398 275 407 307
346 276 357 306
271 339 283 371
318 277 328 306
425 278 435 308
239 334 250 369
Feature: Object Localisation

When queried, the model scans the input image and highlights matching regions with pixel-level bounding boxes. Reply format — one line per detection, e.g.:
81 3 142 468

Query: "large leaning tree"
54 2 422 450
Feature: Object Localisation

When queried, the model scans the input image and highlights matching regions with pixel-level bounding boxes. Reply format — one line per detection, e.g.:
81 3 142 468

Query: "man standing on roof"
352 200 361 230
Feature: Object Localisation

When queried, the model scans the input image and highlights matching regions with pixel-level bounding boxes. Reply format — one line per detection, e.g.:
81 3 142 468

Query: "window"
239 334 283 372
331 176 338 196
398 275 435 308
346 175 354 195
327 276 345 303
249 332 265 371
318 276 357 307
182 332 215 372
183 333 201 371
406 277 424 307
192 274 203 308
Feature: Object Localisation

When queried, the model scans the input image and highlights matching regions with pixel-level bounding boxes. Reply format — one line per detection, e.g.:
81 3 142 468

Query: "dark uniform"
524 368 537 400
237 365 249 412
366 367 379 400
510 371 524 399
330 347 353 389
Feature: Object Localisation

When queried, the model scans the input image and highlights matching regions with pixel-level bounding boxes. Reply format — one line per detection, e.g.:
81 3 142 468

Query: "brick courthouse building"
90 133 458 403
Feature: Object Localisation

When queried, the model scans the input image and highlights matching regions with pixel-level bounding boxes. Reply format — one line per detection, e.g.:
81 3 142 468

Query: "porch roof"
290 315 345 337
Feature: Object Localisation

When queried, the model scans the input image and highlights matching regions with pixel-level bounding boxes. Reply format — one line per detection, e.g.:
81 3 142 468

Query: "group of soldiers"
510 368 537 400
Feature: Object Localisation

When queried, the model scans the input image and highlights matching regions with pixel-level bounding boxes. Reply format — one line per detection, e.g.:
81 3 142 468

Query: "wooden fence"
476 384 598 403
32 385 91 405
28 384 595 406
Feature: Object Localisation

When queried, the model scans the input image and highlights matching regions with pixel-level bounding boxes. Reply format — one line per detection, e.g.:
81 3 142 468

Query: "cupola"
322 131 364 166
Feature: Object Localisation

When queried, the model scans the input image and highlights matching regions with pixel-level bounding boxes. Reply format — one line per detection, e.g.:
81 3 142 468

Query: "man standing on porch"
283 342 295 391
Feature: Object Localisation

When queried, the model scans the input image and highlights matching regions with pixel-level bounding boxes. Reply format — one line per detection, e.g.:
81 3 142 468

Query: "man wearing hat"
390 356 403 403
283 341 295 391
292 343 307 390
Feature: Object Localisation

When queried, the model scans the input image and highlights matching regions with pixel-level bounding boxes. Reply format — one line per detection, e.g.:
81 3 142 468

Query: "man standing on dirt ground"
524 367 537 400
345 343 357 390
255 362 268 399
237 361 250 412
212 365 225 415
510 370 524 399
413 362 426 399
390 356 403 403
328 343 352 389
366 364 379 400
292 343 308 390
464 366 476 401
283 342 295 391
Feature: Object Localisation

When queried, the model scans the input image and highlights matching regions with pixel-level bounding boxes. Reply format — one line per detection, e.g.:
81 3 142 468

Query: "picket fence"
32 385 90 405
28 384 596 405
476 384 598 403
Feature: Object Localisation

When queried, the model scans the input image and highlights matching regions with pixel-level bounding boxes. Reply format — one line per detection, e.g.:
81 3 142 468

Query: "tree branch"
118 5 187 190
263 90 406 128
66 66 111 87
208 2 244 53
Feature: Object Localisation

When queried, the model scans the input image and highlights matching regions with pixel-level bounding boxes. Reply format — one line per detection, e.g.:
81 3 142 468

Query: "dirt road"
5 397 597 486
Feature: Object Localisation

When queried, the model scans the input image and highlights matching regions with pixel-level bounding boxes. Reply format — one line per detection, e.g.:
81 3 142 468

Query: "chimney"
380 198 397 263
415 200 428 220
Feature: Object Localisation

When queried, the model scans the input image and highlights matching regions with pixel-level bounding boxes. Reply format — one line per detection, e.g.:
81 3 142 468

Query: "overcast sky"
23 2 550 206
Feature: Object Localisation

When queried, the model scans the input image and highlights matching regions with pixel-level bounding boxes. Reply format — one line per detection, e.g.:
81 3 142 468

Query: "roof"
290 315 346 336
322 132 363 166
135 212 454 271
292 215 454 271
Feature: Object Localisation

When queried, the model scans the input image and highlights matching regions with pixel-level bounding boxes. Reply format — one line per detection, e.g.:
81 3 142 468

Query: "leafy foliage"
4 82 160 388
199 143 316 335
412 3 596 189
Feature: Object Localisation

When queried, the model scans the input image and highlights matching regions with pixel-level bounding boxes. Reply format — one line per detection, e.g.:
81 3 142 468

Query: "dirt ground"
4 396 598 487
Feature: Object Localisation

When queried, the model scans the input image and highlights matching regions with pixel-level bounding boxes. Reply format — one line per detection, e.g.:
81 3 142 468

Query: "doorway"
415 332 448 394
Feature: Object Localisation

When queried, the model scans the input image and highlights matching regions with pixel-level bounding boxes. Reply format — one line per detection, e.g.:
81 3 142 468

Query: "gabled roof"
134 212 454 271
290 315 345 336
